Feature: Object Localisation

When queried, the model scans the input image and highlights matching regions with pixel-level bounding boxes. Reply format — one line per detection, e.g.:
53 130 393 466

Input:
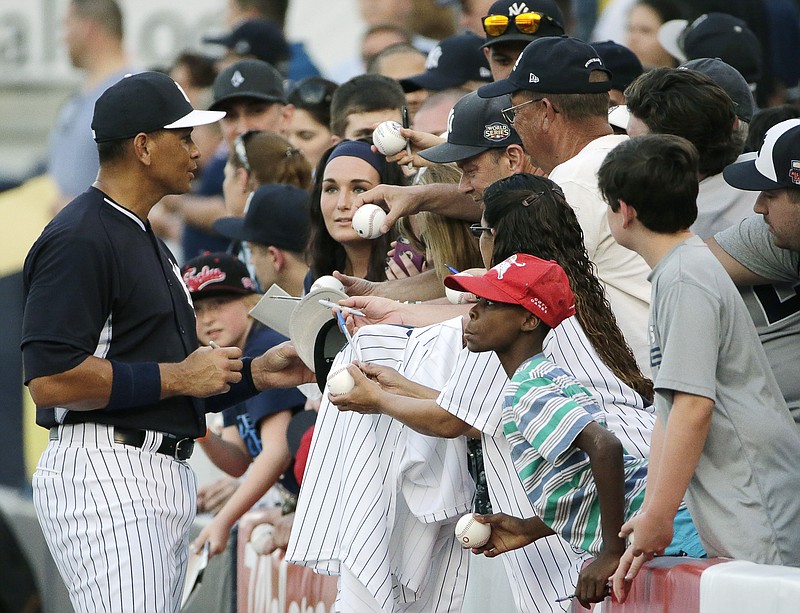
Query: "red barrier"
569 558 727 613
237 509 337 613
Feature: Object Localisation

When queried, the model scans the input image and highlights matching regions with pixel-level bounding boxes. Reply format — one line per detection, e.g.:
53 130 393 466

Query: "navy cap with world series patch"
419 91 522 163
478 35 611 99
92 71 225 143
211 58 287 111
399 31 492 93
481 0 565 49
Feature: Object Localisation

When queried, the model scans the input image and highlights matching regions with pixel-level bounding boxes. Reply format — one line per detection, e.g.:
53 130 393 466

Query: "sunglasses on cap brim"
482 12 548 37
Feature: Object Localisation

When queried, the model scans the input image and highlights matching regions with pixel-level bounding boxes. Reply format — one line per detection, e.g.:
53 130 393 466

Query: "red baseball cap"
444 254 575 328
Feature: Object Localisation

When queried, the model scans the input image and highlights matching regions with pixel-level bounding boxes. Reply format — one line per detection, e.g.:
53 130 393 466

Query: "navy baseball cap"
419 91 522 163
92 72 225 143
679 58 755 123
724 119 800 191
658 13 762 84
400 32 492 92
478 36 611 98
481 0 565 49
211 59 287 111
591 40 643 93
213 184 310 252
181 252 258 300
204 19 290 68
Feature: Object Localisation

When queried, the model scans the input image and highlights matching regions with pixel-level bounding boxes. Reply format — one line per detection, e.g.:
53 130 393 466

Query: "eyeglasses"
482 12 546 37
470 224 493 238
233 130 260 171
289 79 333 108
501 97 559 124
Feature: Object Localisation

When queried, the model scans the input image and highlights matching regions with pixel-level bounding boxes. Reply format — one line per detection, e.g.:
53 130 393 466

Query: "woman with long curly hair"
305 139 405 288
483 172 655 455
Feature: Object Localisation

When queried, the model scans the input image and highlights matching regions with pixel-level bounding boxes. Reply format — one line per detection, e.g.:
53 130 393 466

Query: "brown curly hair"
484 173 653 402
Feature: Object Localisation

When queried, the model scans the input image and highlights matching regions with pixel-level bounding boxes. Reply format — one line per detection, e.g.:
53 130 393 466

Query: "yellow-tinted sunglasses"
482 12 545 37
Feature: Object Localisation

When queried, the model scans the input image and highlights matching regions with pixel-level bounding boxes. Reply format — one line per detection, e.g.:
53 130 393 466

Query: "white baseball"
327 364 355 395
454 513 491 548
352 204 387 239
249 523 275 555
310 275 345 293
372 120 408 156
445 272 476 305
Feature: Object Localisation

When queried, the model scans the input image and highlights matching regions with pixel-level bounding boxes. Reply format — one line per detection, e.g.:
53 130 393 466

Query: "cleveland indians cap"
399 31 492 92
181 252 258 300
658 13 762 84
204 19 290 68
723 119 800 191
444 253 575 328
478 36 611 98
213 184 311 252
419 91 522 163
210 59 287 111
679 58 755 123
91 72 225 142
481 0 565 49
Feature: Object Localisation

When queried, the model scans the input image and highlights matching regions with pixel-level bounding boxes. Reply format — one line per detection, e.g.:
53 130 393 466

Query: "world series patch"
483 122 510 142
790 160 800 185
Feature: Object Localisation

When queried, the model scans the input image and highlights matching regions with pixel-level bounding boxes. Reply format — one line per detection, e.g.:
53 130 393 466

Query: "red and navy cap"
445 253 575 328
181 252 258 300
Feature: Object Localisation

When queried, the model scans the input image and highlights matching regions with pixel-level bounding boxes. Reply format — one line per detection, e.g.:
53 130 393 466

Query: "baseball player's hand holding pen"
161 344 243 397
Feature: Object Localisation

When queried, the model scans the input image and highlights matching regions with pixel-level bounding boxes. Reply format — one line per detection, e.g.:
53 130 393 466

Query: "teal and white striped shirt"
503 354 648 555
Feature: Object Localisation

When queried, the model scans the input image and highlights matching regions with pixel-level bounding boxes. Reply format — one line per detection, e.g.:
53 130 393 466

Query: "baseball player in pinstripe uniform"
21 72 315 613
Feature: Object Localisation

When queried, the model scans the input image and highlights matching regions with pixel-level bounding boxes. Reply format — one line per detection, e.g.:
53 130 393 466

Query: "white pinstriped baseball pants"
33 423 197 613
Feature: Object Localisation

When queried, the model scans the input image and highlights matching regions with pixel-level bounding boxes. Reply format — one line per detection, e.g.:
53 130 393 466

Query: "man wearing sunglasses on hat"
478 36 652 370
479 0 566 80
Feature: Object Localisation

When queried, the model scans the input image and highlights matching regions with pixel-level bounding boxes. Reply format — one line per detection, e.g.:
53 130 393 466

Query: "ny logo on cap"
426 46 443 70
231 70 245 88
508 2 530 16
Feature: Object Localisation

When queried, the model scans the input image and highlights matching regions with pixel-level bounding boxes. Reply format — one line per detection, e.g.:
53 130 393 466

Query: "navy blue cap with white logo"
478 36 611 98
724 119 800 191
92 71 225 142
400 31 492 93
419 91 522 163
481 0 565 49
211 58 286 111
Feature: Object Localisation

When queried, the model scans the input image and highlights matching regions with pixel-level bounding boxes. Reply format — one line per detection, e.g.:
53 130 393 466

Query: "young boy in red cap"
444 253 702 608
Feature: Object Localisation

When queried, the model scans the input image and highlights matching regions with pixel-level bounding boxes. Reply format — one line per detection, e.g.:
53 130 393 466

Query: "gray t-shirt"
715 216 800 418
649 236 800 564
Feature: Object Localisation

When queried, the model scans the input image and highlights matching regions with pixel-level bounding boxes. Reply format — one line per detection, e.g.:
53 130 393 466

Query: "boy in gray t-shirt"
597 134 800 603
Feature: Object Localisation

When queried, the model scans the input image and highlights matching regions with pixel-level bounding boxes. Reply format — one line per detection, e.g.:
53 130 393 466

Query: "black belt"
49 426 195 461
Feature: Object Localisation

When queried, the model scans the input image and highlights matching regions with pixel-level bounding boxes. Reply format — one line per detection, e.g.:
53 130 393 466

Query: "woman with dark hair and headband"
305 139 406 290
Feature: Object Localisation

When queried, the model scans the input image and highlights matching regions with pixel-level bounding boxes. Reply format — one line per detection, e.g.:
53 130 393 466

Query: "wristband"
241 357 258 394
107 360 161 411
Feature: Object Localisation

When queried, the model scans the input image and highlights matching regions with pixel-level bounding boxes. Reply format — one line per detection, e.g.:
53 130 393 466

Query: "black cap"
481 0 565 49
181 252 258 299
419 91 522 163
679 58 755 123
210 59 287 111
591 40 643 92
399 32 492 92
204 19 290 67
479 36 611 98
724 119 800 191
92 72 225 143
658 13 762 84
213 184 310 252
